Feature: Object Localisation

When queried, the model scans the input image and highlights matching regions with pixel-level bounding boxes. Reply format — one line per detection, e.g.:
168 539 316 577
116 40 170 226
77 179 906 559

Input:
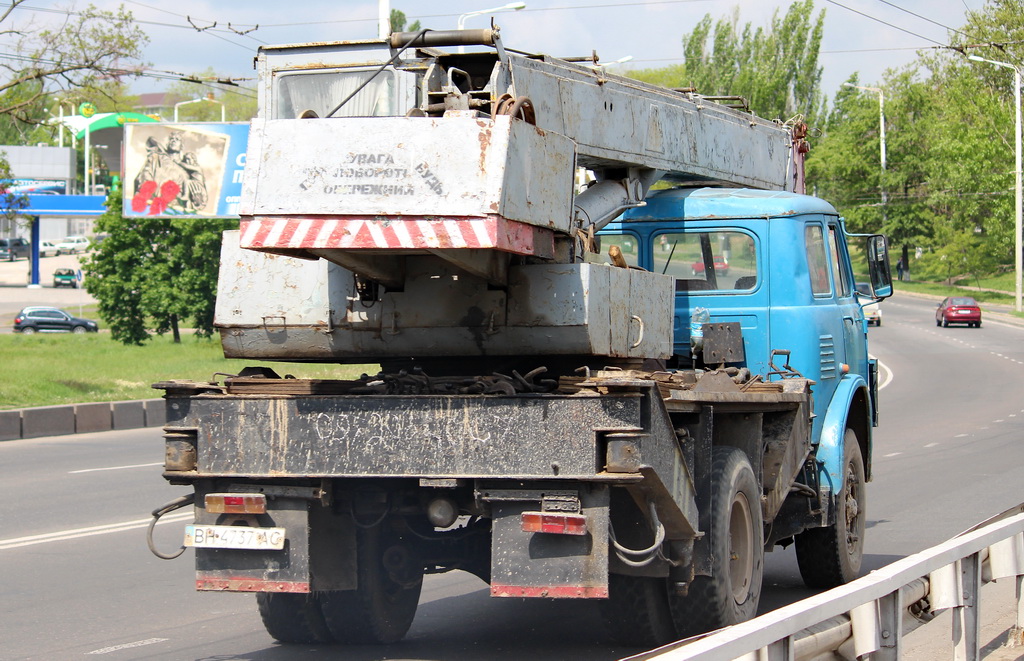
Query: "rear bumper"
942 313 981 324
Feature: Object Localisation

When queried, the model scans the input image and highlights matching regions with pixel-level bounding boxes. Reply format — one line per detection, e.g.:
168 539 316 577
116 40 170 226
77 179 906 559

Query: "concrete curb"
0 398 165 441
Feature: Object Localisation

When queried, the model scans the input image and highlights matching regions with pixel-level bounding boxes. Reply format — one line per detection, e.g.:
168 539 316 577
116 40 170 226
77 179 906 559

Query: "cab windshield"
275 69 397 119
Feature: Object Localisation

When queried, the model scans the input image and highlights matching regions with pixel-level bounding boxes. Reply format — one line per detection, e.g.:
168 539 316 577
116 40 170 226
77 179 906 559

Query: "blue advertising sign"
1 179 67 195
122 122 248 218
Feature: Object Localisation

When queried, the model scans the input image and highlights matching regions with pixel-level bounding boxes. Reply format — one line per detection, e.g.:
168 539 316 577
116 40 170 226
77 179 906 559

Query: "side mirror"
867 235 893 299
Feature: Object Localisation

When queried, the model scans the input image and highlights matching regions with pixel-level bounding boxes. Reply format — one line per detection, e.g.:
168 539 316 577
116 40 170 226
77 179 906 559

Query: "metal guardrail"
629 506 1024 661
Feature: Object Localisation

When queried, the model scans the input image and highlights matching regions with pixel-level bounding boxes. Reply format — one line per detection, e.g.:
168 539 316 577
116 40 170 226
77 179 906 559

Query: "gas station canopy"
71 112 157 140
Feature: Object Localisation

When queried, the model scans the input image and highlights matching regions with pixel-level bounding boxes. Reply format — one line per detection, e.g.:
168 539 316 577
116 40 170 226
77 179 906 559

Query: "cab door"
801 220 862 434
827 223 868 383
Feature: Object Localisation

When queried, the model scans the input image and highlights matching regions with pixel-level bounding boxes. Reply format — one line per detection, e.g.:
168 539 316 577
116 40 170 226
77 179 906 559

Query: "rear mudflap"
487 484 609 598
194 492 355 593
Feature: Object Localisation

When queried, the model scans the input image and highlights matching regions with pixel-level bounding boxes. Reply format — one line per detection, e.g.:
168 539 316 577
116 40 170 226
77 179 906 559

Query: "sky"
8 0 990 109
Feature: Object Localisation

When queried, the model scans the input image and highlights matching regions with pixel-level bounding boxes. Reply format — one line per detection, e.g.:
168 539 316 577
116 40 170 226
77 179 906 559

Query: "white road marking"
69 462 163 474
924 442 939 448
955 434 969 438
86 638 169 655
884 452 902 458
874 356 894 391
0 511 193 551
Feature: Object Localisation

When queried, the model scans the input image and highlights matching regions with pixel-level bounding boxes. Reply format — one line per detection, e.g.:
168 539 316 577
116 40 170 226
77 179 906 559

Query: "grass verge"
0 332 371 410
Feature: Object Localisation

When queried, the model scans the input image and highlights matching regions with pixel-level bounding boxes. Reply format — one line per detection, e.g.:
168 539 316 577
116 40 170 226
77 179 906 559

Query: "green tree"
919 61 1013 260
0 2 148 128
83 195 235 345
82 195 155 345
807 0 1024 278
629 0 825 122
390 9 421 33
810 68 939 256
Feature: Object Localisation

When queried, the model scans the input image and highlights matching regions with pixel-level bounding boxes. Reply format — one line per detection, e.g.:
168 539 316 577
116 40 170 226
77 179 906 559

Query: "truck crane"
149 28 892 647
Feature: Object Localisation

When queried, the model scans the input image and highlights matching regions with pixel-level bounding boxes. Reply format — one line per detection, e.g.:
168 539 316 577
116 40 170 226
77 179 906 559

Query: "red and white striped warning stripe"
240 215 551 256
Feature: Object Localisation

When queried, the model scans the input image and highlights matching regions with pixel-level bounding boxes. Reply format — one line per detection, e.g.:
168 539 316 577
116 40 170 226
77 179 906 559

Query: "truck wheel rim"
845 461 862 557
729 491 754 603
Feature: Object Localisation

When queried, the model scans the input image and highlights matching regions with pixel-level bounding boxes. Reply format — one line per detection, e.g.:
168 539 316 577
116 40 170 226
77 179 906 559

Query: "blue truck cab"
599 187 892 510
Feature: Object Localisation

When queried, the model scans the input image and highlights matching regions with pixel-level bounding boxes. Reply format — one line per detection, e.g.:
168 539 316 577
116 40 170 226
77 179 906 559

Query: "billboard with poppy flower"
122 123 248 218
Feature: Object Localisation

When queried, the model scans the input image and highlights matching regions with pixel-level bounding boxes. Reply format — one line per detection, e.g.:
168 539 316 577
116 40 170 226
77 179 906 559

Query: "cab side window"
827 225 851 298
805 224 831 296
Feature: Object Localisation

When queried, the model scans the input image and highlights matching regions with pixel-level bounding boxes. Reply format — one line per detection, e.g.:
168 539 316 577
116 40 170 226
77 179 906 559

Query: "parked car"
936 296 982 328
39 241 59 257
691 258 730 276
0 237 30 261
13 307 98 334
855 282 882 326
55 236 90 255
53 268 79 288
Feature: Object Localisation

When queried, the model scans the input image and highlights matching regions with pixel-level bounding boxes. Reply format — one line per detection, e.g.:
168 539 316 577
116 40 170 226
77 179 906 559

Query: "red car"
691 258 729 276
935 296 982 328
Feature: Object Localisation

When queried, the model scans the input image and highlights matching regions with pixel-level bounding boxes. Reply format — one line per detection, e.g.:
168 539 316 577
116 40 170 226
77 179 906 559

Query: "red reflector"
521 511 587 535
205 493 267 514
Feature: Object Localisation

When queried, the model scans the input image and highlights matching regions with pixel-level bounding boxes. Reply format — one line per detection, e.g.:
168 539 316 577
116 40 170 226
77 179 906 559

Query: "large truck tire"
256 592 334 644
795 430 865 588
600 573 678 647
319 526 423 644
670 447 763 638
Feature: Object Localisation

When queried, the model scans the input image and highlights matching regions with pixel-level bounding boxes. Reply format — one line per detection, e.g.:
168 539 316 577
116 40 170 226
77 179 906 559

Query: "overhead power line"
823 0 946 46
0 52 257 98
10 2 268 50
872 0 971 39
151 0 712 30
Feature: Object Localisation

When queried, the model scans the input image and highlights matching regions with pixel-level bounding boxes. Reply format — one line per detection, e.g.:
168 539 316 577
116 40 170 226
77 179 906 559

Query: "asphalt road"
2 293 1023 660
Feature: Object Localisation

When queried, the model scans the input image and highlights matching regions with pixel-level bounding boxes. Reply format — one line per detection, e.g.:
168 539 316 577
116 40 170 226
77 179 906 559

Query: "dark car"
53 268 79 288
936 296 982 328
0 237 30 261
13 307 99 334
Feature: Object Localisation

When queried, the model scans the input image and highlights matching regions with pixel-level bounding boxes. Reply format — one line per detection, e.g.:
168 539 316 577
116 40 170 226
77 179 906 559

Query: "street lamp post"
457 2 526 53
968 55 1022 313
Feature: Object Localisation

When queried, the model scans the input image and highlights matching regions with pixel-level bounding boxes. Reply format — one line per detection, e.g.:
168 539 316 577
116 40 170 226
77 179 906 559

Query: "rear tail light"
521 511 587 535
205 493 267 514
